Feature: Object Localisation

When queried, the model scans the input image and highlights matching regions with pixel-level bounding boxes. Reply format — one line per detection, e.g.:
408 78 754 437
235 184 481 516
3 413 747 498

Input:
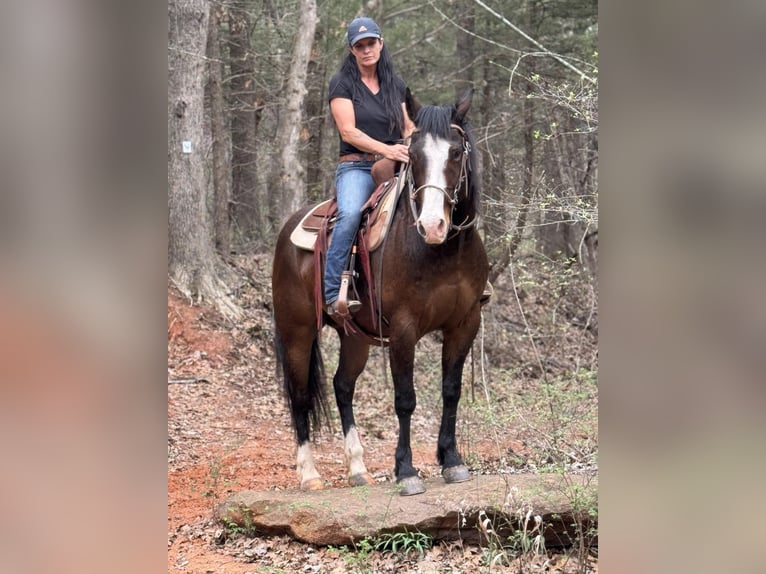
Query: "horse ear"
453 88 473 124
406 87 421 122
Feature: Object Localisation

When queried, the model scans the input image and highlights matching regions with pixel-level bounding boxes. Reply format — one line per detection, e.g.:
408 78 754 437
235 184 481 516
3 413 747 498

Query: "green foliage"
328 536 376 574
328 529 432 573
204 439 245 498
515 370 598 470
558 478 599 568
220 505 259 539
373 529 433 556
477 507 546 569
475 479 597 573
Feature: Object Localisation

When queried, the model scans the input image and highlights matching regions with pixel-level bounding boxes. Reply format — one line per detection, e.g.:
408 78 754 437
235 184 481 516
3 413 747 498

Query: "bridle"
406 123 477 239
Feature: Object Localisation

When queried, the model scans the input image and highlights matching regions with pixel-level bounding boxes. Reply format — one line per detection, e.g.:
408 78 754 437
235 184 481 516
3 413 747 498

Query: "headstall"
406 123 477 239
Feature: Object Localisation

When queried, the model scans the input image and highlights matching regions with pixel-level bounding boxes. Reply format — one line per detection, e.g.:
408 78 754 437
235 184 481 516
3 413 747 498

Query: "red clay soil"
168 287 506 572
167 255 597 573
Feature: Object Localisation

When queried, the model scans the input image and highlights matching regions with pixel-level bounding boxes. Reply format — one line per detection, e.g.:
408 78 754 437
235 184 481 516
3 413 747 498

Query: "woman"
324 16 415 318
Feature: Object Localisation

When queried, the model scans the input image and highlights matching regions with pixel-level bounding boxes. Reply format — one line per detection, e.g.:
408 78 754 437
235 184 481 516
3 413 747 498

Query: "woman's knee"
334 209 363 231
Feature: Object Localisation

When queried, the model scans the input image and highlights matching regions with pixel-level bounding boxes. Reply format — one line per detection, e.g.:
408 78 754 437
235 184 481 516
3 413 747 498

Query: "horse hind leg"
276 328 328 491
343 426 375 486
333 336 375 487
296 442 323 491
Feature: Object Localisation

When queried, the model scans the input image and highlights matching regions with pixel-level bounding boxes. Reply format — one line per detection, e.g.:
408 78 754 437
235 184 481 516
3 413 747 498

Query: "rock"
215 474 596 547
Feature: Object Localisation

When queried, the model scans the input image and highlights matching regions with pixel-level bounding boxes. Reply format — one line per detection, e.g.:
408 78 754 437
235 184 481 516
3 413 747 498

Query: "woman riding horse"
272 88 488 496
323 17 415 319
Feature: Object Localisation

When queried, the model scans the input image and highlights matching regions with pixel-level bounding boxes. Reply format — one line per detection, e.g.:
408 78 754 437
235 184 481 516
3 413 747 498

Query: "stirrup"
480 281 494 306
334 270 362 317
326 299 362 319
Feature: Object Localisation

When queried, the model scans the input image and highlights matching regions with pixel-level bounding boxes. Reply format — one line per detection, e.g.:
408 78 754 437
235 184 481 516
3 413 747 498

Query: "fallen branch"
168 377 211 385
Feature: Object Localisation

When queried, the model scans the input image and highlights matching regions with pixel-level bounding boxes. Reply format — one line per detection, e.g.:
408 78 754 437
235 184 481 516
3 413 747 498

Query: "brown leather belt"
339 153 379 162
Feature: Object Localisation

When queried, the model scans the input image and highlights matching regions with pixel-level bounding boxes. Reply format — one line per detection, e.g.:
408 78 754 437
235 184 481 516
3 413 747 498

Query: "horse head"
405 89 477 244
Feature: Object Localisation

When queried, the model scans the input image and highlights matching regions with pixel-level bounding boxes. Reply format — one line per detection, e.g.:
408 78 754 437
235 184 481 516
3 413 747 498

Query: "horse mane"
414 103 481 217
414 105 452 138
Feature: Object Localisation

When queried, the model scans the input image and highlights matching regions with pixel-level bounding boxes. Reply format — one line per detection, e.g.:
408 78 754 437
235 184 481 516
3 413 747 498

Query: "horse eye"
449 147 462 160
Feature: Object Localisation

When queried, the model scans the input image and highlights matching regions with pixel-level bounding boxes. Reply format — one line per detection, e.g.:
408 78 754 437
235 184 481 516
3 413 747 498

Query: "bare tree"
304 26 329 203
206 4 232 257
270 0 318 225
228 1 263 245
455 1 475 95
168 0 242 320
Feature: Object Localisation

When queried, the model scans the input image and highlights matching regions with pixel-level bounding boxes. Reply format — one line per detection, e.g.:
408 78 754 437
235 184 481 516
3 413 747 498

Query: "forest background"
168 0 598 318
167 2 598 568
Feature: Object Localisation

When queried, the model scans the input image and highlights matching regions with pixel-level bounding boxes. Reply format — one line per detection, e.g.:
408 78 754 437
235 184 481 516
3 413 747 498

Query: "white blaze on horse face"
296 442 321 487
344 426 369 478
418 134 452 244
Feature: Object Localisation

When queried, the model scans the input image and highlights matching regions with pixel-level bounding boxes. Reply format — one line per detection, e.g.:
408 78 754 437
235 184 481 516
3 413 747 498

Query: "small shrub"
374 529 433 557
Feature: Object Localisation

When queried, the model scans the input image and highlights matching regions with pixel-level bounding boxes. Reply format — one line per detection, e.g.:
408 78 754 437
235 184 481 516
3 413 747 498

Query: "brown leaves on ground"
168 253 597 573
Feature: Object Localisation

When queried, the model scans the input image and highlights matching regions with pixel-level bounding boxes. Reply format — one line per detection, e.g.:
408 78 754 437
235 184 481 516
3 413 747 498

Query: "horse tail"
274 326 330 440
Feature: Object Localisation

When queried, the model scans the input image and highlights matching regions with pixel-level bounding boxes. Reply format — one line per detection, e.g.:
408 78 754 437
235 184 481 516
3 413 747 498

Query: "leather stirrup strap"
337 271 352 317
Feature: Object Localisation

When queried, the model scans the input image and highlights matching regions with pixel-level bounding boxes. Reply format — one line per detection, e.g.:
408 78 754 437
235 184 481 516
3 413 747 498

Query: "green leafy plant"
557 476 598 573
328 530 433 573
332 537 375 574
373 529 433 557
219 505 258 540
477 506 546 571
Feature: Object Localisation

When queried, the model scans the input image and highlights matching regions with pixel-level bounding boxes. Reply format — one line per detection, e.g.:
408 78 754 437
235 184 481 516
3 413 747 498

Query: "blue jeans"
323 160 375 304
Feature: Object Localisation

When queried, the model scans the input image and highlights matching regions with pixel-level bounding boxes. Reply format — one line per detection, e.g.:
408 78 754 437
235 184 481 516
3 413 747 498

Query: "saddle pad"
289 199 334 251
289 176 402 252
365 178 399 251
301 200 336 232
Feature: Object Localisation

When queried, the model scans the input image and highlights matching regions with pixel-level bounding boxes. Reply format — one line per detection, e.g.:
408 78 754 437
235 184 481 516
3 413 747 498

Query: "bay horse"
271 89 488 496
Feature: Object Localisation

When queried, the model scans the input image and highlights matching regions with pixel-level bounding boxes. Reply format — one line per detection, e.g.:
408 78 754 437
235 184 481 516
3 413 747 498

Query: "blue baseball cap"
347 17 382 46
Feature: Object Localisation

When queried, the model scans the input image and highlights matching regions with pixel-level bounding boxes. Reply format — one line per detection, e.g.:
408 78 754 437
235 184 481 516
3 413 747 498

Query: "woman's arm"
330 98 410 162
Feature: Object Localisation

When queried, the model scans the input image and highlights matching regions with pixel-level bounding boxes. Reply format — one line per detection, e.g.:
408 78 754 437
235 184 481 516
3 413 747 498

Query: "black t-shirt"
328 72 407 156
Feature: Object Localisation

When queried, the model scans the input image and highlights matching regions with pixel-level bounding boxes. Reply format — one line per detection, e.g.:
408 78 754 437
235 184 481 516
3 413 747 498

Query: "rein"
407 124 477 239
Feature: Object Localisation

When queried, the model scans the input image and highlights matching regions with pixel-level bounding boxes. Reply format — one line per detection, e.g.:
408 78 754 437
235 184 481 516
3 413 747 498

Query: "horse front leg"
389 341 426 496
333 335 375 487
438 318 481 484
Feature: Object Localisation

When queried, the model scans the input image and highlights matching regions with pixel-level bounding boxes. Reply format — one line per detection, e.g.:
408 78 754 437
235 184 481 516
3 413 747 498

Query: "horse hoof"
442 464 471 484
300 478 324 491
397 476 426 496
349 473 376 487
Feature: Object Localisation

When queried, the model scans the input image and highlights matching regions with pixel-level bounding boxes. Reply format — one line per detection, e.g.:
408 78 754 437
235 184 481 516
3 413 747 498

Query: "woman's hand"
385 143 410 163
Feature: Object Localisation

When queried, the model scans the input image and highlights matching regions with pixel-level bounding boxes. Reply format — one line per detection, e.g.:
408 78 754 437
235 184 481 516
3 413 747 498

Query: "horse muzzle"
417 216 448 244
412 183 454 244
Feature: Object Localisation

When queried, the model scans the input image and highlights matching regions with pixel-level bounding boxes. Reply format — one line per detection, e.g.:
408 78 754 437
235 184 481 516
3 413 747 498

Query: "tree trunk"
168 0 242 321
489 75 535 284
206 5 231 258
454 2 475 95
478 58 504 262
505 0 542 269
538 105 598 266
509 74 535 258
271 0 317 226
304 27 328 203
228 3 263 246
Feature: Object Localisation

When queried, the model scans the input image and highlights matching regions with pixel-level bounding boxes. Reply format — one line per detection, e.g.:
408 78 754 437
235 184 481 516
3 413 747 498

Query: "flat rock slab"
216 473 597 546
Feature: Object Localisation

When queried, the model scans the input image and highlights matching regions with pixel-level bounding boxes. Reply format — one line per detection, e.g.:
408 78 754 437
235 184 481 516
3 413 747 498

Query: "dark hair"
339 43 404 134
412 105 452 138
